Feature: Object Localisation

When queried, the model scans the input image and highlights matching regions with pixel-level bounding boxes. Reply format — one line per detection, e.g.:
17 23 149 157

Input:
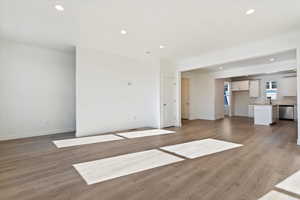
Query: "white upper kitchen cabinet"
249 80 260 98
231 81 239 91
281 77 297 96
231 80 249 91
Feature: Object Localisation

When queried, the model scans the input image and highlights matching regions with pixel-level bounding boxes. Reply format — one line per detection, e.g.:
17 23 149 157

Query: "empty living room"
1 1 300 200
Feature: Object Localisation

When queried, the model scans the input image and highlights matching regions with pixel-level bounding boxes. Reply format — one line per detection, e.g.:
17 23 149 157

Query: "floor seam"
157 148 190 160
274 186 300 199
114 134 127 139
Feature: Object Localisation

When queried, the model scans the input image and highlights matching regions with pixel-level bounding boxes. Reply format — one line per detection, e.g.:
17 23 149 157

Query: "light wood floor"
1 117 300 200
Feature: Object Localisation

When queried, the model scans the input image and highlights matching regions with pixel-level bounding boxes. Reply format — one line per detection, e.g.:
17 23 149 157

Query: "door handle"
163 104 167 106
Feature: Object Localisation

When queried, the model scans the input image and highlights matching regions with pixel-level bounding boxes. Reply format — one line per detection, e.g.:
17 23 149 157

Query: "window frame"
265 81 278 100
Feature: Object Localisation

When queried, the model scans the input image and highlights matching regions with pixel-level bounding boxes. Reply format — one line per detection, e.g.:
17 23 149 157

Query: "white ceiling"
189 49 297 73
1 0 300 62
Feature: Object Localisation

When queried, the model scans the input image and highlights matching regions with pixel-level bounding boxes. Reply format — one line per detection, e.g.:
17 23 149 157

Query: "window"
265 81 278 100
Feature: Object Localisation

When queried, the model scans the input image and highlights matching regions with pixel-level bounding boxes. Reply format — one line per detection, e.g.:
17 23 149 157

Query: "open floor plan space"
1 118 300 200
1 1 300 200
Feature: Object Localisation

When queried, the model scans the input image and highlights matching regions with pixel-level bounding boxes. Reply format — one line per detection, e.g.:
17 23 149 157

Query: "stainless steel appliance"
279 105 295 120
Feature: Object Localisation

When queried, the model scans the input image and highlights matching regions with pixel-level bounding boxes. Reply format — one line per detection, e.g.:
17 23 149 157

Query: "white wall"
182 71 216 120
76 47 160 137
177 30 300 70
232 91 250 117
0 39 76 140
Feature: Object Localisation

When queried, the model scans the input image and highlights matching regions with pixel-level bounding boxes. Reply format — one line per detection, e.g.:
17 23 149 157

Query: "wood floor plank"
0 118 300 200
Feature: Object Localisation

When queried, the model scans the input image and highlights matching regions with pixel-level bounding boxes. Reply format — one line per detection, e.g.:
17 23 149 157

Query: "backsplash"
249 96 297 105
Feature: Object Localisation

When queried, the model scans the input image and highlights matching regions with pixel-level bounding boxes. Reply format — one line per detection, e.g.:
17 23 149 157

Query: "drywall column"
76 47 160 137
297 47 300 145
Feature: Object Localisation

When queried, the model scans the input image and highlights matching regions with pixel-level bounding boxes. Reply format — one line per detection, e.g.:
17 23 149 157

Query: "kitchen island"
254 104 278 125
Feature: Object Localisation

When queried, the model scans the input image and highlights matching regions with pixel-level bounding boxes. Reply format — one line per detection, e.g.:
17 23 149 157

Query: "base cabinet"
254 105 278 125
248 105 254 118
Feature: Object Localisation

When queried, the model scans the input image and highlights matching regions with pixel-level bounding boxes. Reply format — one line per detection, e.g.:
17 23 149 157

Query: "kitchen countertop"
250 104 277 106
250 104 297 107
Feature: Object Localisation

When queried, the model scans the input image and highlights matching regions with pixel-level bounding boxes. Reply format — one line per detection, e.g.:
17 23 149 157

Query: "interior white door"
163 77 176 127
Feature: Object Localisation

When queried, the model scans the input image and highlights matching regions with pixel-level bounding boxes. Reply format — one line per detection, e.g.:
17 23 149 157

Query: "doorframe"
181 77 190 120
297 47 300 145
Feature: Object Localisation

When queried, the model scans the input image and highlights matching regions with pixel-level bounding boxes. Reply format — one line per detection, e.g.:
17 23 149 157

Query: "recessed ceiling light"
219 66 223 70
159 45 165 49
120 30 127 35
55 4 64 11
269 58 275 62
246 9 255 15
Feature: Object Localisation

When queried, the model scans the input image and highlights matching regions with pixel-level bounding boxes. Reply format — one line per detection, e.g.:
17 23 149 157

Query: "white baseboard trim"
189 117 216 121
76 126 158 138
233 114 249 117
0 128 75 141
76 130 107 138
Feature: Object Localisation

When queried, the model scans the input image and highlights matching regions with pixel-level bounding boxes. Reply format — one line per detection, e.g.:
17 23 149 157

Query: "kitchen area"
229 71 297 125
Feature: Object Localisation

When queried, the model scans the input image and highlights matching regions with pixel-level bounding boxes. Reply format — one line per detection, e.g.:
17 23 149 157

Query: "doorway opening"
224 82 231 117
181 77 190 121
